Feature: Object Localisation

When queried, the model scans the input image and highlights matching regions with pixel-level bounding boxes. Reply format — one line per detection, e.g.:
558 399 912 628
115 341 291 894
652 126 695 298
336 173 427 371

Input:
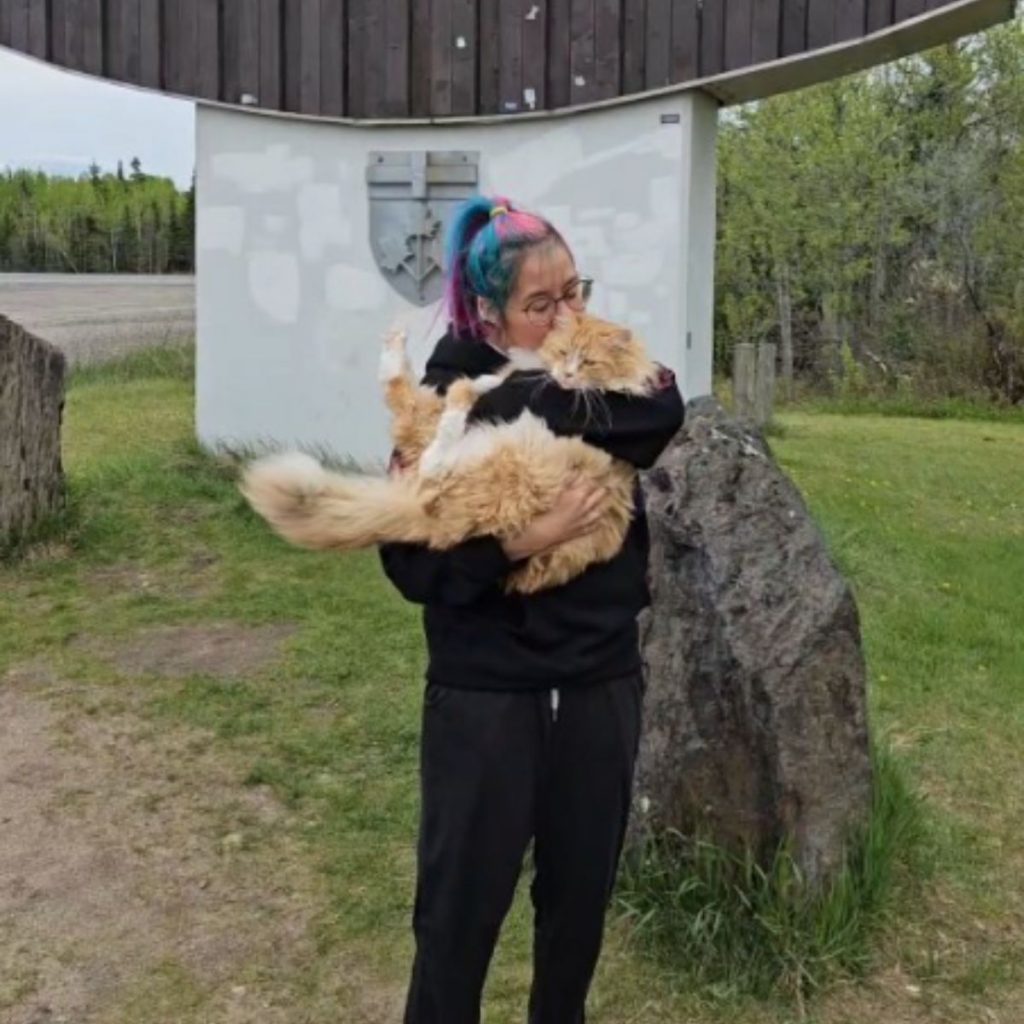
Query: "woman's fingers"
582 486 607 513
573 484 608 534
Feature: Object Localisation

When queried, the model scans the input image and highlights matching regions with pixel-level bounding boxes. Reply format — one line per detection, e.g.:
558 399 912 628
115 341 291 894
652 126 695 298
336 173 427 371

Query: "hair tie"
490 204 509 220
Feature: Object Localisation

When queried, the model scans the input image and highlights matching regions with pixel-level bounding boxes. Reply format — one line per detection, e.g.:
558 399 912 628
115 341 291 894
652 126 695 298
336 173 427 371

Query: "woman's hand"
501 476 608 562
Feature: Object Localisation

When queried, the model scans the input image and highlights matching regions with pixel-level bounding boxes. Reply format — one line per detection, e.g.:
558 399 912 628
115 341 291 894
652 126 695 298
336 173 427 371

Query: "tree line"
3 16 1022 404
716 15 1024 403
0 158 194 275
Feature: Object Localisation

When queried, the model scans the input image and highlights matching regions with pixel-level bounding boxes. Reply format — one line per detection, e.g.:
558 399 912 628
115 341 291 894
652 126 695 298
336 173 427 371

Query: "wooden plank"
699 0 724 76
81 0 103 73
106 0 124 77
478 0 498 113
670 0 698 82
384 0 409 116
28 0 47 57
547 0 571 109
346 0 366 115
302 0 324 114
645 0 669 87
409 0 431 116
835 0 866 40
622 0 645 93
570 0 596 104
806 0 833 48
8 0 28 51
221 0 238 103
139 0 160 88
295 0 320 112
751 0 780 64
176 0 197 94
256 0 277 107
64 0 83 68
498 0 522 113
894 0 925 19
51 0 67 63
450 0 476 114
64 0 84 68
164 0 183 92
362 0 385 116
320 0 346 116
121 0 140 83
430 0 451 114
283 0 299 111
780 0 806 56
724 0 753 71
866 0 892 30
594 0 620 98
196 0 219 98
521 0 546 111
163 0 179 89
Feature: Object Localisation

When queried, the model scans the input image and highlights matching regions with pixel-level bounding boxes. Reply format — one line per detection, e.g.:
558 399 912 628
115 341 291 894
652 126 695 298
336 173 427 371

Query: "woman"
379 195 684 1024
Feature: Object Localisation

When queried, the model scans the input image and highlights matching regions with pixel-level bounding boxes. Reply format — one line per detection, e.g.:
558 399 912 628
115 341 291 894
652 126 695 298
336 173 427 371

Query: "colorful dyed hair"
443 194 569 339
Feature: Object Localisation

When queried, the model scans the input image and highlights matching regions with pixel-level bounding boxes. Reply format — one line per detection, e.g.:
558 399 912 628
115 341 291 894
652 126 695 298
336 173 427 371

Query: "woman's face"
487 242 580 351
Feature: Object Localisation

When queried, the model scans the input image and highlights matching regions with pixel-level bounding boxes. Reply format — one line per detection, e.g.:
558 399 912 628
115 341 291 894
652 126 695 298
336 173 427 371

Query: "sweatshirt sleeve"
378 536 516 607
471 366 685 470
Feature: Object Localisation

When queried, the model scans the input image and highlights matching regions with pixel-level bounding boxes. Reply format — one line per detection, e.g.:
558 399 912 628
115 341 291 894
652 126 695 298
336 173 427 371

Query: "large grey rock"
633 396 872 887
1 316 66 544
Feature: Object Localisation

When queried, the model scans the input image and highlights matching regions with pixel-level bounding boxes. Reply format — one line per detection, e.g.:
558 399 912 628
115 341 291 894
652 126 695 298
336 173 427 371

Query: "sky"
0 47 195 187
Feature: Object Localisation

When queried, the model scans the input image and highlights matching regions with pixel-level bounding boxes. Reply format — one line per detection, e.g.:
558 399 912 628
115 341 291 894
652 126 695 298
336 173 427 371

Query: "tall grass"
614 742 925 1004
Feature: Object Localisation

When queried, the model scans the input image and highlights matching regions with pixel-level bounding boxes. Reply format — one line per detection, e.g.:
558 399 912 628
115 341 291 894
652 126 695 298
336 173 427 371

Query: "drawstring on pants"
550 687 560 722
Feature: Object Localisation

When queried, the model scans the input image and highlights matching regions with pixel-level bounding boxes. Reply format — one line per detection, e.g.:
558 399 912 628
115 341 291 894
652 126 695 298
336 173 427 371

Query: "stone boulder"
1 316 66 544
632 396 872 887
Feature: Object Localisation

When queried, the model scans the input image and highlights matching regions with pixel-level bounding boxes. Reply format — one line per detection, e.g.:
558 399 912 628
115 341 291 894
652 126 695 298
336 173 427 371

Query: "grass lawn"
2 347 1022 1022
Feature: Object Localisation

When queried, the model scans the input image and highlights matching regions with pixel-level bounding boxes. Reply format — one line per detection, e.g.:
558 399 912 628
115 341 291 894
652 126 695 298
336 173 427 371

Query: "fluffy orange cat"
241 313 659 594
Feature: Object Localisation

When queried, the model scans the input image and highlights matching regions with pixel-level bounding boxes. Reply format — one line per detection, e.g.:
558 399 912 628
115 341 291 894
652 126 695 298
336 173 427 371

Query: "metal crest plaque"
367 150 480 307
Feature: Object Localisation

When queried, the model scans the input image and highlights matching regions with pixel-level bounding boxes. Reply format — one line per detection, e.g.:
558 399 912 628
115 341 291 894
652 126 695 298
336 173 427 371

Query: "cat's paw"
419 439 458 478
378 328 409 383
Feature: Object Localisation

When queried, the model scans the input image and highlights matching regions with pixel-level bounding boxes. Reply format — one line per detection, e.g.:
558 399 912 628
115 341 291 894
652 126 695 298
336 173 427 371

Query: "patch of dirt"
72 621 297 680
0 664 404 1023
84 551 222 603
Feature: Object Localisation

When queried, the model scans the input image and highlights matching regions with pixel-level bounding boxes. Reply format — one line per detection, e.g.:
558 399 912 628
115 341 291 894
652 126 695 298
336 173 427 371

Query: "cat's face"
539 312 653 392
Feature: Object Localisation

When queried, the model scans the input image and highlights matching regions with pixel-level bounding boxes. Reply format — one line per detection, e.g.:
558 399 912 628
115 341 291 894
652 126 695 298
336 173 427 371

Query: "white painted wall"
195 93 718 466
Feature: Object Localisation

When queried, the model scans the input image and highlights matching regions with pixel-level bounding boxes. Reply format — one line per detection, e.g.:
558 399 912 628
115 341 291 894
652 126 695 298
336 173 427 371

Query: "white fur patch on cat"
471 374 505 395
419 407 471 477
506 347 548 372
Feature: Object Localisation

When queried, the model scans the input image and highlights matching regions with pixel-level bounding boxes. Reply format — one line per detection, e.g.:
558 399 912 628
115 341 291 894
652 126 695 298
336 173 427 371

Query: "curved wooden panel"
0 0 1014 119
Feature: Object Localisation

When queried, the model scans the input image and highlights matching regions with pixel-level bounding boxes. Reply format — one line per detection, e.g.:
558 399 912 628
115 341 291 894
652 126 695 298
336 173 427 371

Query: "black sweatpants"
404 670 645 1024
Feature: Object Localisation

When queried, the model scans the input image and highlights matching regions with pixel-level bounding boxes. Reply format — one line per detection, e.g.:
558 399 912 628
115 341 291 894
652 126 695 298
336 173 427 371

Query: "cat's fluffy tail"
240 451 433 550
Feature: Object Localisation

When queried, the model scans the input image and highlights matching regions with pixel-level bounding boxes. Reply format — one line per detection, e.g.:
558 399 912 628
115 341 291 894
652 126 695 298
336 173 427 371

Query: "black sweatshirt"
378 329 685 691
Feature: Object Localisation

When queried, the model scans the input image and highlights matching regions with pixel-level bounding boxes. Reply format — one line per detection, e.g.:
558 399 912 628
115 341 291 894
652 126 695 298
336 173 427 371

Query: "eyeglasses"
522 277 594 327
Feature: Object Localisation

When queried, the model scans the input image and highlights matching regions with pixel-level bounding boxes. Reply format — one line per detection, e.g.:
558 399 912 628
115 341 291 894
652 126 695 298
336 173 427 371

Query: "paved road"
0 274 195 365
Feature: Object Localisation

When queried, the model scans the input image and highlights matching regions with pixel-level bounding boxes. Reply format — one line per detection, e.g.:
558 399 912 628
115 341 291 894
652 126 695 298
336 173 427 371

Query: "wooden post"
776 263 793 399
733 342 756 420
755 342 777 427
0 317 66 544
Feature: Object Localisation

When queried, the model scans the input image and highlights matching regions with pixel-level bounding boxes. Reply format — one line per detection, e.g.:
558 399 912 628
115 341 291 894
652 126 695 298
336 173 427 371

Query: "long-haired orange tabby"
241 313 658 594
